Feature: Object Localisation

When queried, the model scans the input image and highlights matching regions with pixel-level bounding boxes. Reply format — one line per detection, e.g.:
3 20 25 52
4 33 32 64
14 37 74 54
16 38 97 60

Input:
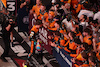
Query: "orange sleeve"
59 30 64 34
32 6 36 12
87 40 92 45
64 48 71 52
76 4 82 13
68 0 71 3
74 64 79 67
38 14 42 20
44 12 48 19
81 64 89 66
30 41 34 53
61 0 64 2
38 16 42 20
70 54 77 57
31 26 38 33
64 40 71 52
60 40 65 46
38 12 48 20
31 25 35 31
57 46 62 49
64 40 69 46
96 52 100 61
48 27 57 31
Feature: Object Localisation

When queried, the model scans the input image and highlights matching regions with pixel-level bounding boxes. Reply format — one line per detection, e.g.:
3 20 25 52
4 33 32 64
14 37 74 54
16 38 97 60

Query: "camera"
9 20 13 22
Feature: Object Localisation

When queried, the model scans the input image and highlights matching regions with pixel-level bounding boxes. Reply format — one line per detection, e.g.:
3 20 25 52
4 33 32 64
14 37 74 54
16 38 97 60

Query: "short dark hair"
89 51 96 57
70 31 76 38
81 51 88 59
41 4 46 7
83 14 87 21
82 42 88 50
88 17 93 24
92 19 98 24
88 56 96 64
55 31 61 36
83 28 91 35
74 38 82 44
36 19 42 25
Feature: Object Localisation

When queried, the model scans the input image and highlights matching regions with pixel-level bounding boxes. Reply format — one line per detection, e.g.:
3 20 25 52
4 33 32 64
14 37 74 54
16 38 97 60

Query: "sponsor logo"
7 0 16 15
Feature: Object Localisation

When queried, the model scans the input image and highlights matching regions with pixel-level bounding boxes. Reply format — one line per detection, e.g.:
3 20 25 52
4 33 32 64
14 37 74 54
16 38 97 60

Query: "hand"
23 2 26 5
94 28 98 32
71 58 76 63
51 42 56 47
30 10 33 14
92 38 96 43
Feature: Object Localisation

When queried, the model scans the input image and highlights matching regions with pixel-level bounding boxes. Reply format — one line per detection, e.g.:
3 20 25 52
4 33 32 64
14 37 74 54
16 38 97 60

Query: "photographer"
20 0 31 9
0 17 14 62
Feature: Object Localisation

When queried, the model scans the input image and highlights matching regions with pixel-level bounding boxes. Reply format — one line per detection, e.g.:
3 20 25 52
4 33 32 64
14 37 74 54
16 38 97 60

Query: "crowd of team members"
20 0 100 67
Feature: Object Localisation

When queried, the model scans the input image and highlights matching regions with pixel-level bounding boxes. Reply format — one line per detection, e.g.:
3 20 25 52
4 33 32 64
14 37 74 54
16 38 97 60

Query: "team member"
38 4 48 20
30 0 41 16
83 28 93 46
45 10 56 28
88 56 97 67
64 32 77 54
70 38 82 58
28 20 42 57
71 51 89 67
73 0 87 13
50 31 65 49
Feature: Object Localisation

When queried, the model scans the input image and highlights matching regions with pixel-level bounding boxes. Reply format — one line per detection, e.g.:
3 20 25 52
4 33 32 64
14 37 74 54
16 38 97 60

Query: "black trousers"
33 45 43 61
1 33 10 57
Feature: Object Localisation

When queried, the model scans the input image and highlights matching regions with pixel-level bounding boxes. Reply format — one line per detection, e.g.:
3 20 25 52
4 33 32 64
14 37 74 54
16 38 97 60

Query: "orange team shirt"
76 32 81 37
31 25 39 33
71 0 78 7
74 63 89 67
96 52 100 61
38 11 48 20
97 42 100 48
54 37 65 49
70 47 83 58
73 53 89 67
32 4 41 16
60 0 71 4
76 4 85 13
96 42 100 61
83 36 92 45
30 25 39 53
76 1 88 13
64 40 77 52
46 17 56 28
